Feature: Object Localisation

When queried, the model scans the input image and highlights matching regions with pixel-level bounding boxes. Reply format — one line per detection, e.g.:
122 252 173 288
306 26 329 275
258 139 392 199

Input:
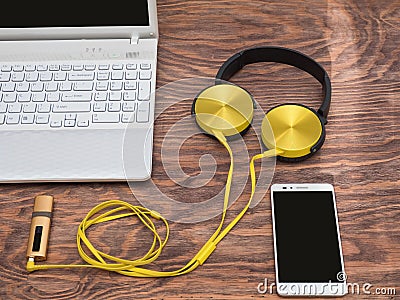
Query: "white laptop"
0 0 158 182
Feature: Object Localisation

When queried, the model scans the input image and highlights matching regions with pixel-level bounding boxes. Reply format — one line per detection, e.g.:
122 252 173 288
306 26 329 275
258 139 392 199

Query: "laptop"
0 0 158 182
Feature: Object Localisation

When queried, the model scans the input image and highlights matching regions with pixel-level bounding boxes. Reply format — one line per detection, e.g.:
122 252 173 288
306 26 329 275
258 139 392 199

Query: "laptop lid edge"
0 0 158 41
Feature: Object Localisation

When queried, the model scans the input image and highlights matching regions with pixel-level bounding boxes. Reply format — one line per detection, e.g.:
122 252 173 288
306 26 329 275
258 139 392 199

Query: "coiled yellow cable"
27 132 282 277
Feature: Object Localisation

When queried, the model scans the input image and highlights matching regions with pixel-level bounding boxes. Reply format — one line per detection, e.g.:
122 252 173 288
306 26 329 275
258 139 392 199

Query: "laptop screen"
1 0 149 27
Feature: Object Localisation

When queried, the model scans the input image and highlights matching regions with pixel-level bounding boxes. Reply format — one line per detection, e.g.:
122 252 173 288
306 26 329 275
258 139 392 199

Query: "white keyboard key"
137 102 150 123
25 65 36 72
94 102 107 112
54 71 67 81
1 65 12 72
125 71 137 80
21 114 35 124
50 120 62 128
97 72 109 80
62 92 92 102
123 91 136 101
31 82 44 92
2 82 16 92
139 70 152 80
11 73 24 82
45 82 58 92
61 64 72 71
138 81 151 101
0 73 11 82
126 63 137 70
40 72 53 81
111 71 124 80
73 64 84 71
3 92 17 103
140 63 151 70
16 82 29 92
36 113 50 124
98 64 109 70
64 119 76 127
122 102 135 112
0 114 5 124
53 103 91 113
18 93 31 102
38 103 51 113
109 91 122 101
37 65 48 71
47 92 60 102
7 114 20 124
92 113 120 123
13 65 24 72
110 81 123 91
23 103 36 113
108 102 121 112
94 92 107 101
32 92 46 102
59 82 73 91
74 82 93 91
124 81 137 90
8 103 22 113
25 72 39 82
96 82 108 91
0 103 7 113
84 64 96 71
77 120 89 127
122 113 135 123
65 113 77 120
112 64 123 70
69 71 94 81
49 64 60 71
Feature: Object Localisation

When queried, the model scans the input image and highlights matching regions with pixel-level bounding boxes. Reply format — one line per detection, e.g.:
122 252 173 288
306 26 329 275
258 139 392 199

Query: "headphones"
192 46 331 162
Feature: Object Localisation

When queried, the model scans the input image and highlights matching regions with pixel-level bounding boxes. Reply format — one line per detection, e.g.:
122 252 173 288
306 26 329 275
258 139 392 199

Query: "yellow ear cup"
194 84 254 137
261 104 324 159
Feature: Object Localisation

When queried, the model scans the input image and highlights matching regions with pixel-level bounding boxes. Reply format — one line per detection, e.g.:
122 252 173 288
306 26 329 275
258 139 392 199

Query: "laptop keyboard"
0 61 154 129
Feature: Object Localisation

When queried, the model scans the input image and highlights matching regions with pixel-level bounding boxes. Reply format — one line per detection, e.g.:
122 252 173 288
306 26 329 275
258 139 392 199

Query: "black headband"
216 46 331 121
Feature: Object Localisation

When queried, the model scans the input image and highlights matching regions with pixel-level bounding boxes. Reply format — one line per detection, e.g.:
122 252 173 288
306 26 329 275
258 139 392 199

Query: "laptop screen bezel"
0 0 157 41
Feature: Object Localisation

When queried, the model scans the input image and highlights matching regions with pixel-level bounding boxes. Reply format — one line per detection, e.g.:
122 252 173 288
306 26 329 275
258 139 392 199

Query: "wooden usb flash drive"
26 195 54 261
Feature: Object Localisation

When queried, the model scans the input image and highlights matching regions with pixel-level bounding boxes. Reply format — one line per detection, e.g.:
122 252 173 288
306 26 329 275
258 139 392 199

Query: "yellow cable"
27 133 282 277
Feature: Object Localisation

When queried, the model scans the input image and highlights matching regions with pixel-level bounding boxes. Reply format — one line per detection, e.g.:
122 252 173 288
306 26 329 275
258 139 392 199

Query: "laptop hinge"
130 35 139 45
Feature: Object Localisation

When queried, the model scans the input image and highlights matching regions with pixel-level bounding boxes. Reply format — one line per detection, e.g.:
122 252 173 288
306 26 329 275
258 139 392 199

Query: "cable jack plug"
27 257 36 272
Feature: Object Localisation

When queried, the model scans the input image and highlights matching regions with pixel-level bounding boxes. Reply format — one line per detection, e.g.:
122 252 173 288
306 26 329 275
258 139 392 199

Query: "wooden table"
0 0 399 299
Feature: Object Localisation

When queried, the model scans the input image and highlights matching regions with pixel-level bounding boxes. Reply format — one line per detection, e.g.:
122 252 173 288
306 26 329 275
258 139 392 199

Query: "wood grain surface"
0 0 399 299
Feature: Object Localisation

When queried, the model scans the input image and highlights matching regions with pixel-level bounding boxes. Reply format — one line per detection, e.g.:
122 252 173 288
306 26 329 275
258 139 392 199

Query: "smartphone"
271 183 347 297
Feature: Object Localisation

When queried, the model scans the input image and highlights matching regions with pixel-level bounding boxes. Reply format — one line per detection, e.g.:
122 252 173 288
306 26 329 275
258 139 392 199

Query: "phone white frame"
271 183 347 297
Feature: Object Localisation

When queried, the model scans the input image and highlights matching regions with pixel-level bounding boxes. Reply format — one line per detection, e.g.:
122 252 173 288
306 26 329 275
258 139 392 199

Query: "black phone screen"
272 191 344 282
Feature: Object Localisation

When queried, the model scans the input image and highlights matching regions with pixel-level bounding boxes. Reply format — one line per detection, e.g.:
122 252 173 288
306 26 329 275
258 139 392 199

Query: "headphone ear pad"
192 84 254 138
261 104 325 161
